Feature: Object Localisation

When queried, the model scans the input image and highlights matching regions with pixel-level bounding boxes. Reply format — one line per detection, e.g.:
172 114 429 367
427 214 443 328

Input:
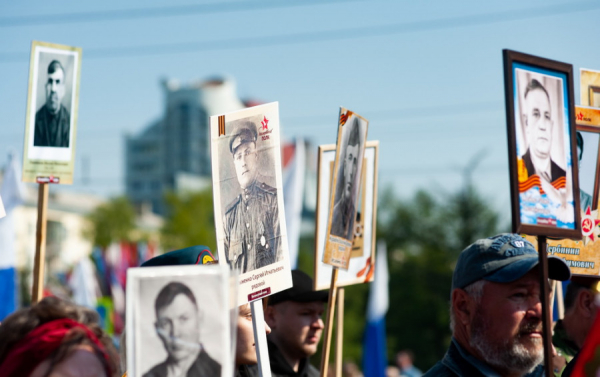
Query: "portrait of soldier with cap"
331 116 365 240
222 119 282 273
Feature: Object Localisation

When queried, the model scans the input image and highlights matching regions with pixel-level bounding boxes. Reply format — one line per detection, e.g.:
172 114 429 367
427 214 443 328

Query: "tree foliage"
161 189 217 253
378 184 502 371
84 196 136 248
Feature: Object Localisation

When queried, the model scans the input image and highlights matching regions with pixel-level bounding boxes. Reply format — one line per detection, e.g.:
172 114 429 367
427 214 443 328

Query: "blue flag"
362 241 389 376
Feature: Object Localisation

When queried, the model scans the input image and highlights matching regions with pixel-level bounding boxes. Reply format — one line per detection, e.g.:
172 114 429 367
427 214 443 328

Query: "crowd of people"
0 233 597 376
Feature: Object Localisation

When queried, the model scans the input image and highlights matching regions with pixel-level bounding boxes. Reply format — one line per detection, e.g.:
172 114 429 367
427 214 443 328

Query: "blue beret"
141 245 216 267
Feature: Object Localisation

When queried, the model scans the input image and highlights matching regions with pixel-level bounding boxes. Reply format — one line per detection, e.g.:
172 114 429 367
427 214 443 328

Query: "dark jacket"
142 349 221 377
423 338 544 377
522 149 566 183
248 339 319 377
224 179 281 273
34 104 71 147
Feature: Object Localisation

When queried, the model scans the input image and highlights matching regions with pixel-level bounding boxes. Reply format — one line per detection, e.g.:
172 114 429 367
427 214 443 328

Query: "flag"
0 153 26 320
68 256 101 309
569 308 600 376
282 138 306 269
362 241 389 377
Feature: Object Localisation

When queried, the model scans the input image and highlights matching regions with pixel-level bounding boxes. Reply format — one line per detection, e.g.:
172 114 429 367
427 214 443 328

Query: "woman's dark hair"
0 296 119 377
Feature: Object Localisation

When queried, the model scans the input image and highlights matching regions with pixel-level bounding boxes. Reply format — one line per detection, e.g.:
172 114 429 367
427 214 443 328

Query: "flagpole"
335 287 345 377
31 183 49 303
320 267 339 377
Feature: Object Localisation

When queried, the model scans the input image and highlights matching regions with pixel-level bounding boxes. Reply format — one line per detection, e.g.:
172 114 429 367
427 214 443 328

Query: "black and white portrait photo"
221 117 282 273
126 266 230 377
330 114 368 241
34 57 72 148
22 41 81 184
210 102 292 305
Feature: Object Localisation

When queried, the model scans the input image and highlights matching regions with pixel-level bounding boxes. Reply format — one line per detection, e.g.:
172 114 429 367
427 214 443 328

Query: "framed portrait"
126 265 232 377
503 49 581 238
322 108 369 270
580 69 600 108
209 102 292 305
22 41 82 184
314 141 379 290
528 106 600 276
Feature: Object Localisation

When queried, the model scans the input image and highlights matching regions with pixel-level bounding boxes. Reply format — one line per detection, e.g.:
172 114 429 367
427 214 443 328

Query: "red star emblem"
577 112 584 121
581 206 600 241
261 116 269 130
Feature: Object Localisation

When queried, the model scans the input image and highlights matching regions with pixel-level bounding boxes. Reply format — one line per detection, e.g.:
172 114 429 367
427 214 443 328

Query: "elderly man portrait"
223 120 281 273
520 78 565 185
144 281 221 377
423 233 571 377
331 117 361 240
34 59 71 148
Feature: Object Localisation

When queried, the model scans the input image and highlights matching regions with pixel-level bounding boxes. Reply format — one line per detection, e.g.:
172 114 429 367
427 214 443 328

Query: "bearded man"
423 234 571 377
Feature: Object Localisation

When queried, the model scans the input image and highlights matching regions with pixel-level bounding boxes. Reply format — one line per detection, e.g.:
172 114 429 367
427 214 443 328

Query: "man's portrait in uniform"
34 58 71 148
222 119 282 273
331 116 365 240
515 69 575 228
143 281 221 377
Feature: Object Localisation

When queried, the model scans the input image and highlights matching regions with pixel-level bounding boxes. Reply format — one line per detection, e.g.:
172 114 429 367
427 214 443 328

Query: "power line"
1 1 598 62
0 0 360 27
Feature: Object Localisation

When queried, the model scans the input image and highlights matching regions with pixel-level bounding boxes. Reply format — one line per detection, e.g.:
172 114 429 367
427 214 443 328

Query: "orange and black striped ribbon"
218 115 225 136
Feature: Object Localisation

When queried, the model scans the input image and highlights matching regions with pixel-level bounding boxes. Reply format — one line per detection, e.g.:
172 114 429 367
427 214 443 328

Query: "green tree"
379 183 501 371
84 196 136 248
161 189 217 252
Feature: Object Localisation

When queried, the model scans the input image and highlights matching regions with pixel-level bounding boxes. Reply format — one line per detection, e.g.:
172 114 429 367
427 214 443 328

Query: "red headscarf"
0 318 112 377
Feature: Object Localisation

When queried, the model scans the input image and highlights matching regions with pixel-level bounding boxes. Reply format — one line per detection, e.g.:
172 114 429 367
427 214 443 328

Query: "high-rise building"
125 77 245 214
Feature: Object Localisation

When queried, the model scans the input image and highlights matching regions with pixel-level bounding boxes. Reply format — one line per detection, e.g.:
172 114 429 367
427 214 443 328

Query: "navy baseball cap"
268 270 329 305
141 245 216 267
452 233 571 291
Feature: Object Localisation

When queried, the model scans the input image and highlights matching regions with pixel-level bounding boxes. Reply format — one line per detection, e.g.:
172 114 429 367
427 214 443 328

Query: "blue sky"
1 0 599 222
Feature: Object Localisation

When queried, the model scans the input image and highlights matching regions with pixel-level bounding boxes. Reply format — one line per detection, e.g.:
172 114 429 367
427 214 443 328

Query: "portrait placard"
210 102 292 305
22 41 81 184
503 49 581 238
314 141 379 290
322 108 369 269
126 265 232 377
580 69 600 108
525 106 600 276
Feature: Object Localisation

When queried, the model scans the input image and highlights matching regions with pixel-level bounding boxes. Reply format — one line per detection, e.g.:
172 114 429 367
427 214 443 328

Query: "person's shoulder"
191 349 221 375
142 361 166 377
35 104 47 119
60 104 70 118
305 363 320 377
423 361 458 377
256 180 276 195
225 195 241 214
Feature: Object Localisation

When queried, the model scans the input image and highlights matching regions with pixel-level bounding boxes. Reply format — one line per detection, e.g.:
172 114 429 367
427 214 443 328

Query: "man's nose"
312 315 324 330
526 295 543 318
50 80 57 93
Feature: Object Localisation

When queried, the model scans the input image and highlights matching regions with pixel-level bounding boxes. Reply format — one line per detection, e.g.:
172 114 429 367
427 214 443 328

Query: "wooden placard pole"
335 287 345 377
31 183 49 303
537 236 553 377
320 268 339 377
250 299 272 377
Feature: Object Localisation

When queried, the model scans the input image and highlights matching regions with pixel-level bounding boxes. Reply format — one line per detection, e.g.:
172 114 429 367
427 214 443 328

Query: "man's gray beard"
469 311 543 375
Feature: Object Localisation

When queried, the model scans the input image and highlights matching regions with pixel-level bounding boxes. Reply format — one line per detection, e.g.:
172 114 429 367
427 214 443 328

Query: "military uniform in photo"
224 122 281 273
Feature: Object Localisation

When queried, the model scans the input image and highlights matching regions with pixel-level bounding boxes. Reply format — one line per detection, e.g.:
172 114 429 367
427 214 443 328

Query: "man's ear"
577 289 595 318
264 305 277 329
452 288 475 327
